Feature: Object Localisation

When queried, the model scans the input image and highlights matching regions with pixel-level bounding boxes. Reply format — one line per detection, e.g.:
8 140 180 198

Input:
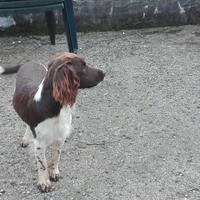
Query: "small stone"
82 192 86 196
192 188 200 192
10 181 17 186
175 180 179 183
0 190 5 195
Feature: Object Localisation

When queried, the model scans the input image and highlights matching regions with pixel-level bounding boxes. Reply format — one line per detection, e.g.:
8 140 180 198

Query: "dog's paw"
48 165 60 182
49 173 60 182
21 141 29 148
21 138 30 148
48 169 60 182
37 179 51 193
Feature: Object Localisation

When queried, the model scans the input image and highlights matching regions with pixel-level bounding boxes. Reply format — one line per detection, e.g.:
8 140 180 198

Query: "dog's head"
45 52 105 106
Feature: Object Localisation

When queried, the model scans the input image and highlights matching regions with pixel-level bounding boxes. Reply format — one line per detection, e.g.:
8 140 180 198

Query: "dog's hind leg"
34 139 51 192
21 125 33 147
48 141 64 182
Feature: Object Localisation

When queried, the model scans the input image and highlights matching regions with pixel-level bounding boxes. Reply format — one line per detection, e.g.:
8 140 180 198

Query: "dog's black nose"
98 70 106 80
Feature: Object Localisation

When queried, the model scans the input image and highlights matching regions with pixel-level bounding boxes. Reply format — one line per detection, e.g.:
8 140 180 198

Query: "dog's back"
15 61 46 93
13 62 50 129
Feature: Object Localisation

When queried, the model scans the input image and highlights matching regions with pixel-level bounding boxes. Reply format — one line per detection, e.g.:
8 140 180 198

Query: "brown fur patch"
47 52 79 70
52 65 80 106
46 52 80 106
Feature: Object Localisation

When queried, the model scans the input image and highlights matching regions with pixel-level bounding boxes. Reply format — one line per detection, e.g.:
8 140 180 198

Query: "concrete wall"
0 0 200 34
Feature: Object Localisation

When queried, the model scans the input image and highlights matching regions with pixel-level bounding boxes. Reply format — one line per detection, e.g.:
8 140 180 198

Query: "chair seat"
0 0 64 16
0 6 64 16
0 0 78 53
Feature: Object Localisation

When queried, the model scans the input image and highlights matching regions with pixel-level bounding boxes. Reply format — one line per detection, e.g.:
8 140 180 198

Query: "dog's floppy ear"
52 63 80 106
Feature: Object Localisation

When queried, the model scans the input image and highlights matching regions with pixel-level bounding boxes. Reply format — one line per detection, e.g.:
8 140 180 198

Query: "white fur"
39 63 48 72
33 138 50 191
23 106 72 146
35 106 72 145
0 66 5 74
34 79 44 102
23 106 73 191
22 125 33 147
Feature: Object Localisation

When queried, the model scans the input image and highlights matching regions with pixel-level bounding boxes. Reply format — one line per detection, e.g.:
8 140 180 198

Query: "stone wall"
0 0 200 34
74 0 200 31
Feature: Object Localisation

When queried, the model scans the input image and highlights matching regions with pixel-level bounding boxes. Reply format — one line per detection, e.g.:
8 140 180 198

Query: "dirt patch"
1 25 200 200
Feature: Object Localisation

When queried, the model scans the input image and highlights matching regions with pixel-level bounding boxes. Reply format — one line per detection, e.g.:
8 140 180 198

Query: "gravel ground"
1 25 200 200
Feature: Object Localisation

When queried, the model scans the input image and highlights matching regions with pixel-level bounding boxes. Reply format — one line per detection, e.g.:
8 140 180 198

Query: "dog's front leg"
34 139 51 192
48 141 64 182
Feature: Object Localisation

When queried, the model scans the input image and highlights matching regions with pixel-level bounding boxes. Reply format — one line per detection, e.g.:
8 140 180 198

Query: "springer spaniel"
0 52 105 192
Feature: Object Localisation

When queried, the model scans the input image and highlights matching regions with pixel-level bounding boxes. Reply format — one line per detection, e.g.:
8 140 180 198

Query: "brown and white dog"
0 52 105 192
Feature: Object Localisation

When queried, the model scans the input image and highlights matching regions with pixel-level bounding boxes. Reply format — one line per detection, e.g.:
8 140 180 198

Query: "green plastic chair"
0 0 78 53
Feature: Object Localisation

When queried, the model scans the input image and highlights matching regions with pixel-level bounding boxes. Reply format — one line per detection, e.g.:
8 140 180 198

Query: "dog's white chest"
35 106 73 145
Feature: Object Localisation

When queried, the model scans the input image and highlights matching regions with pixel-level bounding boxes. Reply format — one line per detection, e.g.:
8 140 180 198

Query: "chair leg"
62 0 78 53
45 11 56 45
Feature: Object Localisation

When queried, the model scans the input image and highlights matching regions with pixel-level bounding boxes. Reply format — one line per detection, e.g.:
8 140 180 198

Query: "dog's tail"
0 64 21 75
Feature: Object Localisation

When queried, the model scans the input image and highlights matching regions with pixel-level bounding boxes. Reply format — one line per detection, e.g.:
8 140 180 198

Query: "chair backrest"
0 0 64 8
